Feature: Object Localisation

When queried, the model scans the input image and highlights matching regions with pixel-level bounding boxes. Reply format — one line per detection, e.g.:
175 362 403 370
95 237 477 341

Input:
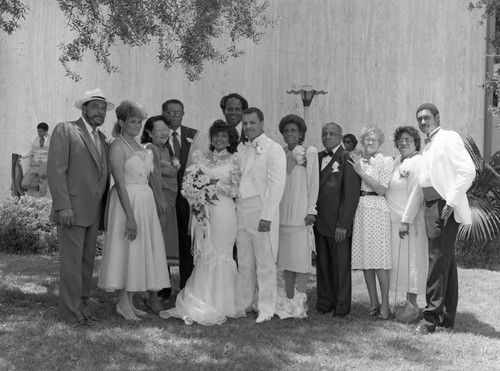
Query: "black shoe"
316 308 331 315
158 288 172 301
72 318 91 328
414 324 434 335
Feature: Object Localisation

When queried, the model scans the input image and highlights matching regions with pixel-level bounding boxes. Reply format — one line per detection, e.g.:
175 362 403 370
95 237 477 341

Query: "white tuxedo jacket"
237 134 286 255
403 128 475 225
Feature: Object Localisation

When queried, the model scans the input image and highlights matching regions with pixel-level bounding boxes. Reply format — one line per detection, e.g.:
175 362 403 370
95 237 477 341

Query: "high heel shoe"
116 304 141 321
367 305 380 317
377 310 394 320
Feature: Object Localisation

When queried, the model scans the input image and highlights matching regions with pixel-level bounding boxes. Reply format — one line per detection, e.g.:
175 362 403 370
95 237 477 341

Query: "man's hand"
399 222 409 239
58 209 74 227
335 227 347 243
304 214 316 226
441 205 454 226
258 219 271 232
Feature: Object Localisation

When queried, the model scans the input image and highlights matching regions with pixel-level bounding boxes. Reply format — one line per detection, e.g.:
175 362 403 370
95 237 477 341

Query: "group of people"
47 88 475 334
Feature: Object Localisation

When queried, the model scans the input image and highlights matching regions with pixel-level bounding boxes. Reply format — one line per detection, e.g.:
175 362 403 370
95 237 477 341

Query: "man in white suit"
401 103 475 334
235 107 286 323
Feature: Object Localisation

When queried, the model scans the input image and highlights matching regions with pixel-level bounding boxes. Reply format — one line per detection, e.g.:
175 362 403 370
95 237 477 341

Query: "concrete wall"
0 0 487 200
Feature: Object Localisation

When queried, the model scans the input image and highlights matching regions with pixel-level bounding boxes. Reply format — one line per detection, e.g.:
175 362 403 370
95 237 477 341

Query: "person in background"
386 126 428 310
342 133 358 154
275 114 319 319
141 115 180 304
98 101 170 320
21 122 50 196
314 122 361 318
162 99 198 290
350 126 394 320
406 103 475 335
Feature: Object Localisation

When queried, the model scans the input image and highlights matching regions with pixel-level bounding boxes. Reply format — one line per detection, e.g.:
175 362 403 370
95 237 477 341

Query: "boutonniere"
399 169 409 178
255 143 263 155
186 137 194 144
331 161 340 173
292 145 307 166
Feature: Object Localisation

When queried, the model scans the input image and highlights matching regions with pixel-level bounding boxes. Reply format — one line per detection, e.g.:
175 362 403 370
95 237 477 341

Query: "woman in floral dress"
276 114 319 319
159 120 245 325
350 126 394 319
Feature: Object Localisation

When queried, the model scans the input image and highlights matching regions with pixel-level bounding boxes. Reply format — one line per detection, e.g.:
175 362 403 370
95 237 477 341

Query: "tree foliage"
1 0 274 81
0 0 29 34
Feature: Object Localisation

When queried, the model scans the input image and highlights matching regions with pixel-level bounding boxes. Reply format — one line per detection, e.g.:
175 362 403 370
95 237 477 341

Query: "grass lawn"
0 253 499 370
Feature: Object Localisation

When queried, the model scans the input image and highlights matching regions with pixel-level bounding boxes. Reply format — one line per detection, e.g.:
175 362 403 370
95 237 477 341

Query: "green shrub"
0 196 57 254
456 237 500 270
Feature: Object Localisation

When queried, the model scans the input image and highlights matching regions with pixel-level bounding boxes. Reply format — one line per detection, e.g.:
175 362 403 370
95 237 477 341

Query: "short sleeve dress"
351 153 394 270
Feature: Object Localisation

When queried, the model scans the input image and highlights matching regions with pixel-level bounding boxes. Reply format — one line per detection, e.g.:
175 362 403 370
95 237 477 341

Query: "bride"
159 120 245 325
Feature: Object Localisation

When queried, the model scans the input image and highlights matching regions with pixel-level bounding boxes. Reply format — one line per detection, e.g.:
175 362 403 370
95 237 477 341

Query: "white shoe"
255 314 272 324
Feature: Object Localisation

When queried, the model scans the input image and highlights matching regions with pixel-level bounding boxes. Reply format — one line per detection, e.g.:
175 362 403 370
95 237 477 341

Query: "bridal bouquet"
181 164 218 225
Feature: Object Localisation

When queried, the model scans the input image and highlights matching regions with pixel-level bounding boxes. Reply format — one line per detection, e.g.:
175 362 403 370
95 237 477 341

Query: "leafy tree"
0 0 29 34
1 0 274 81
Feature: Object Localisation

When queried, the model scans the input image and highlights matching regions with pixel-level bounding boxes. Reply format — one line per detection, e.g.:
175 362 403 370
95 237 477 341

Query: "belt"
360 191 379 196
421 186 442 202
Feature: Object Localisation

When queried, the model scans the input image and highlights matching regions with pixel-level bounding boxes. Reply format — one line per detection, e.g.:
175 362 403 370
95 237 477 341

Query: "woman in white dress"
98 101 171 320
160 120 245 325
275 114 319 319
386 126 428 308
350 126 394 319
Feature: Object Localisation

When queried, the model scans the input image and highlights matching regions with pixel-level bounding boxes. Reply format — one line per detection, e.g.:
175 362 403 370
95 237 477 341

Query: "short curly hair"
278 114 307 143
209 119 239 154
359 125 385 145
393 126 421 152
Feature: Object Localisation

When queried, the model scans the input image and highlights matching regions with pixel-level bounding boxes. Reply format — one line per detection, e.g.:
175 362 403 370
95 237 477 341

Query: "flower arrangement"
292 145 307 166
181 164 219 225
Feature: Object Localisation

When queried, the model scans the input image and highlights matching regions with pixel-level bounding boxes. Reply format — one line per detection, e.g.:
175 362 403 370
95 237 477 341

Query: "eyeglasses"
167 110 184 117
417 115 432 122
363 137 379 144
396 138 414 145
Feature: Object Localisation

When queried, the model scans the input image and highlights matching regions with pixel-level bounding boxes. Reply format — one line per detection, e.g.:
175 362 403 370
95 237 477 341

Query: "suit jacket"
166 125 198 191
402 128 475 225
315 147 361 238
47 118 110 228
237 134 286 257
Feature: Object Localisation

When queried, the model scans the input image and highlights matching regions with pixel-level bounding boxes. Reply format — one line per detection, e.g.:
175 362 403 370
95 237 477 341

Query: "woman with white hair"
349 126 394 319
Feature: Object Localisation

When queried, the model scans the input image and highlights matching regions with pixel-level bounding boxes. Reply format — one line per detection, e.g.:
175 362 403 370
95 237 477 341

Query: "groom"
235 107 286 323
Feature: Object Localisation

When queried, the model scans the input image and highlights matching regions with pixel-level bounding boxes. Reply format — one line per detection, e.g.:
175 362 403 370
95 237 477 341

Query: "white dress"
351 153 393 270
386 154 428 294
159 150 245 325
98 138 171 292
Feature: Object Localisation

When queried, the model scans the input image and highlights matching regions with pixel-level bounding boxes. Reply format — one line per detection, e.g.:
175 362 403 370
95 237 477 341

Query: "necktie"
92 129 102 157
39 137 45 148
172 131 181 158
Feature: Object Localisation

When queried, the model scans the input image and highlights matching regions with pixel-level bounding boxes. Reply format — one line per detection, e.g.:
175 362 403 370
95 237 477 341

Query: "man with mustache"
47 88 113 326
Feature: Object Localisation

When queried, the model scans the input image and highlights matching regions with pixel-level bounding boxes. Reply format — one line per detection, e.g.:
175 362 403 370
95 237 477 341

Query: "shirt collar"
324 144 341 156
427 126 440 140
81 116 98 134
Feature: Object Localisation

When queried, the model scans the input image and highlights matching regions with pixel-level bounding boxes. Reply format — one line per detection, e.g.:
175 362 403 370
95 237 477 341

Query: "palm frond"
459 136 500 242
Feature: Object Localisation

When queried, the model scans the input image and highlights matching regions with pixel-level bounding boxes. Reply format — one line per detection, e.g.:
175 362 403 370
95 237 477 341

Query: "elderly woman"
98 101 170 320
275 114 319 318
350 126 394 319
141 115 180 303
386 126 428 309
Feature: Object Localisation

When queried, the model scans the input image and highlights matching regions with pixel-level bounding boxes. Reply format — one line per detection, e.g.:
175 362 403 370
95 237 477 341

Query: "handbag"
393 234 420 324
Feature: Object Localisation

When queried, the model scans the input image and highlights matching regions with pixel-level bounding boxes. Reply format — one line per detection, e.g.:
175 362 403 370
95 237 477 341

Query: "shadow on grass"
455 311 500 339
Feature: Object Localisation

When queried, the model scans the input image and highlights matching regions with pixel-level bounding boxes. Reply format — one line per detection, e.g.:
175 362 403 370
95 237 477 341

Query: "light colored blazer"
403 128 475 225
47 118 109 228
238 134 286 257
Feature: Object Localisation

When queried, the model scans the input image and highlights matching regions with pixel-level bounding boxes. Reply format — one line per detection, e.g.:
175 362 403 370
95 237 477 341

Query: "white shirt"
81 116 100 145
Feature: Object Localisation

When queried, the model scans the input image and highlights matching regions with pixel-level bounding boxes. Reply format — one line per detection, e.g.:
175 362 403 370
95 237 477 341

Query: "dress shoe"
333 312 348 318
72 318 91 328
316 308 331 315
255 314 272 324
84 314 100 322
414 323 435 335
158 288 172 301
366 305 380 317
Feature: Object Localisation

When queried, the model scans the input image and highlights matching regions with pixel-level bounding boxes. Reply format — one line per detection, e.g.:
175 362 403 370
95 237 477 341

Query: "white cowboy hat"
74 88 115 111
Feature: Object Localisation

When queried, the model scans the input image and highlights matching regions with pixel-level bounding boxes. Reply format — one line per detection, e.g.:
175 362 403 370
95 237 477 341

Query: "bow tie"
324 150 334 157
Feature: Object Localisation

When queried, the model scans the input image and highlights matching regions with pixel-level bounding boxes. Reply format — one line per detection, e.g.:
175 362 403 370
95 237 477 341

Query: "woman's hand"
125 216 138 241
304 214 316 226
348 153 364 175
399 222 409 239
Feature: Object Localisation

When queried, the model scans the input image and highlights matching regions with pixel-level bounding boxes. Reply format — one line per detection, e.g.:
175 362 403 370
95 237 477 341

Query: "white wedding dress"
159 150 245 325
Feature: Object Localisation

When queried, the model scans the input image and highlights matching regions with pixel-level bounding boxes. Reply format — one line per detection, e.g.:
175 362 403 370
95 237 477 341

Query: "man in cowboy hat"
48 88 114 326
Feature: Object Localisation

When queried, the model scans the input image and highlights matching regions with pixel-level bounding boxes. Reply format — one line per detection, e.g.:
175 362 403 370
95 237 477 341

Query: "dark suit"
166 125 198 289
314 147 360 315
47 118 110 322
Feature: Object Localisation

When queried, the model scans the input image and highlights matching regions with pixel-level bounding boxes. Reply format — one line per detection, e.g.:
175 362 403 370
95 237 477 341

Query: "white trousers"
235 196 277 318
